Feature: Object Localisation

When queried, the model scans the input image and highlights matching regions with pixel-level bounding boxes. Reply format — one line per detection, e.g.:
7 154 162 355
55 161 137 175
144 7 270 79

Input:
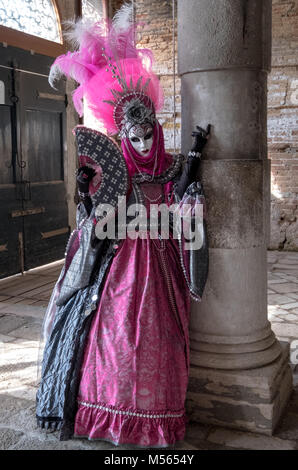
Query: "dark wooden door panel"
0 105 14 185
0 64 22 278
0 45 68 278
0 188 22 278
24 109 63 182
23 182 69 270
20 70 68 271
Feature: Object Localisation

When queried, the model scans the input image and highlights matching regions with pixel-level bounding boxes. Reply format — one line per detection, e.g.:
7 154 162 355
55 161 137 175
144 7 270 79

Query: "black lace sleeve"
78 195 93 216
174 153 202 200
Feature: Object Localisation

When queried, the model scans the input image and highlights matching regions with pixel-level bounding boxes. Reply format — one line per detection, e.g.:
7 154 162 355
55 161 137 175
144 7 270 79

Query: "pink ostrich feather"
48 4 163 132
85 58 163 134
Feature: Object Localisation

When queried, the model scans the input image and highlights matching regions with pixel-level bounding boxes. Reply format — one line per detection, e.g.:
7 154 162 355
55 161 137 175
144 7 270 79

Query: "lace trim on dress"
78 400 184 419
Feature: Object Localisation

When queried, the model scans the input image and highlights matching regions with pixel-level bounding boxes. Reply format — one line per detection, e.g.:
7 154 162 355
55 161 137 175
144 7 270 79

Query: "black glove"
175 124 211 199
77 166 96 194
191 124 211 153
76 166 96 216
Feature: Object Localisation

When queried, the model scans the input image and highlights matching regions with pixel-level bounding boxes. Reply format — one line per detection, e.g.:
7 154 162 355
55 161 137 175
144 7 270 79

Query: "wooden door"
0 63 23 277
0 45 69 279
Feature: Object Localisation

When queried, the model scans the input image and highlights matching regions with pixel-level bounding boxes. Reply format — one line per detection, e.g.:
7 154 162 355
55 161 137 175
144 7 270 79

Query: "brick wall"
268 0 298 250
135 0 180 154
110 0 180 153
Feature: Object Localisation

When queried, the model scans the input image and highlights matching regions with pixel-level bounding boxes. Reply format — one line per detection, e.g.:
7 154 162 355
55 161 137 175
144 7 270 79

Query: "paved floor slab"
0 252 298 450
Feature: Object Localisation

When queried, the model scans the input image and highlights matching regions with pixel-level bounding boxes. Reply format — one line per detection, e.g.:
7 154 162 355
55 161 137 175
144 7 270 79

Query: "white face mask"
128 125 154 157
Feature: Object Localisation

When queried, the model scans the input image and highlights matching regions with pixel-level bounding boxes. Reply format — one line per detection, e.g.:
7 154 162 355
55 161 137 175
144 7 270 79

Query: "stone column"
178 0 292 435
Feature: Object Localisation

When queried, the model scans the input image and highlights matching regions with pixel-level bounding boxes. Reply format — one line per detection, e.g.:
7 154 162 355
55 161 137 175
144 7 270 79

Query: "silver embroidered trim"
78 401 184 419
131 153 184 185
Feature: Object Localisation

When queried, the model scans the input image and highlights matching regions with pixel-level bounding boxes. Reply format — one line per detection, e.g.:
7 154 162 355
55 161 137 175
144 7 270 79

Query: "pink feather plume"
48 3 163 132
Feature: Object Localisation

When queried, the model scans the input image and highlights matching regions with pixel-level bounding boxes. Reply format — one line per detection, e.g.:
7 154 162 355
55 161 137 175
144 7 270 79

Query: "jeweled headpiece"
49 3 164 136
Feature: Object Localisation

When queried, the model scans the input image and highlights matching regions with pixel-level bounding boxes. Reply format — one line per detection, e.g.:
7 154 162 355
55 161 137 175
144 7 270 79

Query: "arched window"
82 0 103 22
0 0 64 56
0 0 62 43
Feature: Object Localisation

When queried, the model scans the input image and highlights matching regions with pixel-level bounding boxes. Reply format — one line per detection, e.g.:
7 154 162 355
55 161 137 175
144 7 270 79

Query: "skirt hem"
74 402 186 447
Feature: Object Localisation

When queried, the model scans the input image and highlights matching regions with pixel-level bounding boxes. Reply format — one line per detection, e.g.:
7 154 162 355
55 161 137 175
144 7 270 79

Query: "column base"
186 341 293 435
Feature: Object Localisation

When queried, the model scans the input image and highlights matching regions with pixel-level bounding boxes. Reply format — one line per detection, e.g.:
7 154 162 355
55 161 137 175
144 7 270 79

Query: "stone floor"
0 251 298 450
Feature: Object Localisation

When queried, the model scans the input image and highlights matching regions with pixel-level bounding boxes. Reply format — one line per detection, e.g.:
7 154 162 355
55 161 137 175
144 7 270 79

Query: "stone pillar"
178 0 293 435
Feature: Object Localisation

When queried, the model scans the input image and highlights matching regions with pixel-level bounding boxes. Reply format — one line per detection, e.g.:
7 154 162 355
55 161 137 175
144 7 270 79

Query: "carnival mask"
128 124 154 157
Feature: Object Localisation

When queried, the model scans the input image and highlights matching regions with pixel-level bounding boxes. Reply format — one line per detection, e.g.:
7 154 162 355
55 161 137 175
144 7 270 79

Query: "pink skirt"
74 233 190 447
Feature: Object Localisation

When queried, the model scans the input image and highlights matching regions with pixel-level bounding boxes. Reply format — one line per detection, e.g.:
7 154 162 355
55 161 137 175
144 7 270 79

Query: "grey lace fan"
74 126 128 215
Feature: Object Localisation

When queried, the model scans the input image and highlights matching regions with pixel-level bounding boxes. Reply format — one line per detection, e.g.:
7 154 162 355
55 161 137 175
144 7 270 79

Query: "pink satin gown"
74 182 191 447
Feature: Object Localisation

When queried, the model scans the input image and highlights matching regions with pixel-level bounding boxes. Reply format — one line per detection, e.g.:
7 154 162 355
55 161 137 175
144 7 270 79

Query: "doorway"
0 45 69 279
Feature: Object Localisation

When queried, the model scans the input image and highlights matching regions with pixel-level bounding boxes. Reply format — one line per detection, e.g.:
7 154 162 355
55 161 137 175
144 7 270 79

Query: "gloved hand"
191 124 211 153
188 123 211 185
77 166 96 194
175 124 212 199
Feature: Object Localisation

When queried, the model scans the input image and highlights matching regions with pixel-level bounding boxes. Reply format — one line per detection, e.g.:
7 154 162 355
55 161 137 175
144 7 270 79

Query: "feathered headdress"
49 3 164 135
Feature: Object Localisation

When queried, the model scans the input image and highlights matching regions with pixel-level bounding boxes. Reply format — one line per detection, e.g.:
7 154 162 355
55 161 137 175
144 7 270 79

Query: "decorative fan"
74 126 129 217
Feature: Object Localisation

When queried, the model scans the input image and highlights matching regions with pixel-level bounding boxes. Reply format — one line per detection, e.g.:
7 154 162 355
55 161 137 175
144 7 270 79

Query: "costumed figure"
36 4 210 448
